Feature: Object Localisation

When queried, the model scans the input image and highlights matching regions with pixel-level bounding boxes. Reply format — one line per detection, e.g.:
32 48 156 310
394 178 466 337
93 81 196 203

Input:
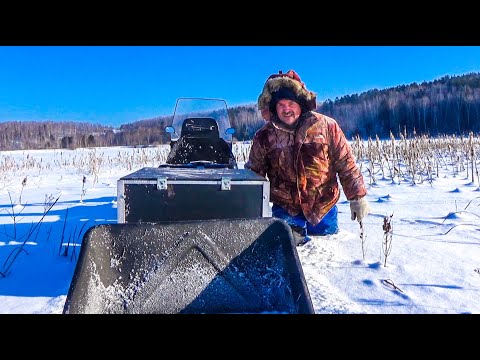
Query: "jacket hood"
258 70 317 114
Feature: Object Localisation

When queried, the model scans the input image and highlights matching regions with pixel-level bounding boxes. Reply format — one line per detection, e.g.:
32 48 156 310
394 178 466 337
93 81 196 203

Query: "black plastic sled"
63 217 315 314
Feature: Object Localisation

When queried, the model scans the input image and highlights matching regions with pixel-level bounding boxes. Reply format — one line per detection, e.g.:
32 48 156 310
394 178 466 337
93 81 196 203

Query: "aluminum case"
117 167 271 223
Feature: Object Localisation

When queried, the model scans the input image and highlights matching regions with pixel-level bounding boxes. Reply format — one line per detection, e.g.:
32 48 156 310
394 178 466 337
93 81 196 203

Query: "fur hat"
258 70 317 116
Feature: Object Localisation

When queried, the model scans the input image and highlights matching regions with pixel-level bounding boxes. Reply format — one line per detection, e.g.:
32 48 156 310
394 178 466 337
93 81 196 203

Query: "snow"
0 143 479 314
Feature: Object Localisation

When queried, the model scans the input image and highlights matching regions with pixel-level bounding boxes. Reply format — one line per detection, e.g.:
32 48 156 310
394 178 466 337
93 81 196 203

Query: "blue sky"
1 46 480 127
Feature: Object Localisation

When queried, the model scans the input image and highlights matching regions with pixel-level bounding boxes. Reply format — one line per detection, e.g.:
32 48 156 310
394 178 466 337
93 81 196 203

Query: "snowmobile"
63 98 314 314
163 97 238 169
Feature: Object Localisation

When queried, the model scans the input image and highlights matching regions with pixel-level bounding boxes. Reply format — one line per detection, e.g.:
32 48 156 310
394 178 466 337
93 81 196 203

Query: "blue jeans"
272 204 339 236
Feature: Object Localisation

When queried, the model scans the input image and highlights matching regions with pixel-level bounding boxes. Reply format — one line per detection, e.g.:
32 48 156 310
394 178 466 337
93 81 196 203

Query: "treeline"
0 121 111 150
0 117 174 151
2 72 480 151
319 72 480 139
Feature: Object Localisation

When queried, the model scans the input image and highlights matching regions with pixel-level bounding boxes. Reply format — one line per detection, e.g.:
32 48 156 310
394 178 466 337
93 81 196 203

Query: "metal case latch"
157 177 167 190
221 177 231 191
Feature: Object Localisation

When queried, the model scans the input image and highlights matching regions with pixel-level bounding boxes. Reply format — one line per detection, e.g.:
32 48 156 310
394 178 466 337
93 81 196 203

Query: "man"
245 70 370 245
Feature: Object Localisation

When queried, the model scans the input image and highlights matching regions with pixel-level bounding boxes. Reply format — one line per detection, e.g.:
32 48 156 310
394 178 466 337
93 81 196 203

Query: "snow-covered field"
0 142 479 314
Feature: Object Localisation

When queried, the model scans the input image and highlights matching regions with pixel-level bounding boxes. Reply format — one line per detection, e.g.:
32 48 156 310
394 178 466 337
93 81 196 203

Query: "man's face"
275 99 302 126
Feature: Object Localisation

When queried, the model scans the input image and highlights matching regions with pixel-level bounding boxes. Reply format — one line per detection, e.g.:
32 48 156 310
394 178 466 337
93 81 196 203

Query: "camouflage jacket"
245 111 367 226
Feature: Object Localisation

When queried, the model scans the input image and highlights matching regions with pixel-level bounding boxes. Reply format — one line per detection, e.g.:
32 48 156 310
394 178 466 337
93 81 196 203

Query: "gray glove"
350 197 370 222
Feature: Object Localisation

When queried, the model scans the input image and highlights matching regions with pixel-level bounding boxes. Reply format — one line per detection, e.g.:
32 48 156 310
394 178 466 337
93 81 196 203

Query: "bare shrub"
382 214 394 267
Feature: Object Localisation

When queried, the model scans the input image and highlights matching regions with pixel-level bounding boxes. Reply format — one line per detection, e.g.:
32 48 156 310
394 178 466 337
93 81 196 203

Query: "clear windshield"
167 97 233 143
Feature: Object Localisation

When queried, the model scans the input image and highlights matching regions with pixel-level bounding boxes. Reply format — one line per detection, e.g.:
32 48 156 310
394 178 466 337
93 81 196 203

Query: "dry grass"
2 133 480 275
